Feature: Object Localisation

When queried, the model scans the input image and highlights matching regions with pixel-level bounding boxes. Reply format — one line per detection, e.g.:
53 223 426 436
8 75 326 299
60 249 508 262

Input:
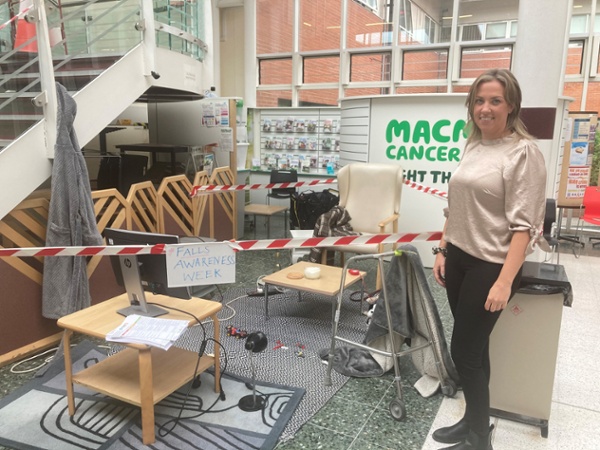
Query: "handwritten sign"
165 243 236 287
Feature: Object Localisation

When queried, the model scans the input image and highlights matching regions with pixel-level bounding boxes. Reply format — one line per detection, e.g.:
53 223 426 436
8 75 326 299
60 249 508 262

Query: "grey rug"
0 340 304 450
176 286 371 443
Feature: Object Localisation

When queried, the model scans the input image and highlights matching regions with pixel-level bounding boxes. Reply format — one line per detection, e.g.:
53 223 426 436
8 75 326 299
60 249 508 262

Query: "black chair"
543 198 560 263
266 169 298 204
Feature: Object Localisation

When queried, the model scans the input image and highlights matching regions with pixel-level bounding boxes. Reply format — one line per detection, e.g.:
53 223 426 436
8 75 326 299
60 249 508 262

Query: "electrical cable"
10 344 112 374
158 336 229 437
148 302 229 439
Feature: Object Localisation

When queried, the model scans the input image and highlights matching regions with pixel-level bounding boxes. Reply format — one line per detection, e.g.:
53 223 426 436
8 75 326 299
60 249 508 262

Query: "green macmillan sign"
385 119 467 184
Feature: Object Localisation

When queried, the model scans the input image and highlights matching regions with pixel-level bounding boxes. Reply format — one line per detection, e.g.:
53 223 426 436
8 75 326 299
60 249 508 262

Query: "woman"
432 69 546 450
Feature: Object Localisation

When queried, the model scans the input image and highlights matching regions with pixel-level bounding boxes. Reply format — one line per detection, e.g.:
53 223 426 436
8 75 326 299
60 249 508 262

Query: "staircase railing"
0 0 208 153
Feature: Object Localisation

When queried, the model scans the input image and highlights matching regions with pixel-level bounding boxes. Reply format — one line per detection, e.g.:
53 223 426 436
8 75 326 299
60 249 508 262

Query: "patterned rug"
0 340 304 450
176 286 371 443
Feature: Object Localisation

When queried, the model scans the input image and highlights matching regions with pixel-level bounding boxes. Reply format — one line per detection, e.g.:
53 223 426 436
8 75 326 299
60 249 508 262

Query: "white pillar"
512 0 572 106
513 0 574 256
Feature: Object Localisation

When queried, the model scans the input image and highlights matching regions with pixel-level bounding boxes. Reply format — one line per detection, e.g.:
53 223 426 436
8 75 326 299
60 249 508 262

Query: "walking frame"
324 250 457 420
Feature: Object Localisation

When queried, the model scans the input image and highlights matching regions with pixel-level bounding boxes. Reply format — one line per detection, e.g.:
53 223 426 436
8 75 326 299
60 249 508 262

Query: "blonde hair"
465 68 532 145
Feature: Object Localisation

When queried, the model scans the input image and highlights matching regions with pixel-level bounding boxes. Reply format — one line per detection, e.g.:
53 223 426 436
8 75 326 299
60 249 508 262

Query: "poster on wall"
565 167 591 199
558 111 598 207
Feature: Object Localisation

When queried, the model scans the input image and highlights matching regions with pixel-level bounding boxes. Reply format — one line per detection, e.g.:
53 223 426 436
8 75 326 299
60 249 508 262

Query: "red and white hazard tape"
190 178 447 200
0 244 168 258
403 180 447 200
0 6 32 32
190 178 337 197
0 232 442 258
231 232 443 251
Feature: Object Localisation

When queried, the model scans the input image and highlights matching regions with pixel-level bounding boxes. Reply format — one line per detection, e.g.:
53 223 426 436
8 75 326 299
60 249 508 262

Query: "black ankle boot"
432 418 469 444
439 426 494 450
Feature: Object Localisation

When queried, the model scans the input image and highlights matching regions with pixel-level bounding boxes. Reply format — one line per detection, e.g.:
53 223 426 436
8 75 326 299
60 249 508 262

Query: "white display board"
165 243 236 287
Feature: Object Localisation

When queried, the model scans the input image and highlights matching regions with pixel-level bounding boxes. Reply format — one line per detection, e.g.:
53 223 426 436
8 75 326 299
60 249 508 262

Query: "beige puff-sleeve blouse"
443 134 547 264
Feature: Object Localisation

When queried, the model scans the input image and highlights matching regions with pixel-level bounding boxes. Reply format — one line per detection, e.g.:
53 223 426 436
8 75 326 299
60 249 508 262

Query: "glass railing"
153 0 207 61
0 0 208 148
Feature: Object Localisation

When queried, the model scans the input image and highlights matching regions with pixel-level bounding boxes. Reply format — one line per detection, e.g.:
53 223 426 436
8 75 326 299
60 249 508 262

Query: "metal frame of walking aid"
324 251 457 420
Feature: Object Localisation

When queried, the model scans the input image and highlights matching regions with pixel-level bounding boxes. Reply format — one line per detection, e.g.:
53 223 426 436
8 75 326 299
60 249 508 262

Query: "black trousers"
444 243 522 435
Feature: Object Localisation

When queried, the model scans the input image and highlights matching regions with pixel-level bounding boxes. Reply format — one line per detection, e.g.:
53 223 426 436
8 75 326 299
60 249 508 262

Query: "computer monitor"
104 228 192 316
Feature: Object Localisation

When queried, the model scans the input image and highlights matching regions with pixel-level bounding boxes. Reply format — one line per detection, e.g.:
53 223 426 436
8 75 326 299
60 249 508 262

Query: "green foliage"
592 132 600 186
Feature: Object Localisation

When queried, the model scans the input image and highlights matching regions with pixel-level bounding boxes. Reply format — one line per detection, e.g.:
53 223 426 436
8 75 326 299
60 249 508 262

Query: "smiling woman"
431 68 547 450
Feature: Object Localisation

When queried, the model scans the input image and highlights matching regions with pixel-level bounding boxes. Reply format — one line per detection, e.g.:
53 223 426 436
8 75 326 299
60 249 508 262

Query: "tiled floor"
248 216 600 450
1 213 598 450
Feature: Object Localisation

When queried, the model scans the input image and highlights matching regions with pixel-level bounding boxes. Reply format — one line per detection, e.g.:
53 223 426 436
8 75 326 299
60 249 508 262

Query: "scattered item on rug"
366 302 376 324
295 343 306 358
287 272 304 280
177 286 378 442
0 340 305 450
318 347 383 377
226 325 248 339
273 339 287 350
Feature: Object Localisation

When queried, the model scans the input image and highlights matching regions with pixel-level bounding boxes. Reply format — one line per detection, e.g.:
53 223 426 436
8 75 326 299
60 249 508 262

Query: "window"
460 46 512 79
347 0 392 48
485 22 507 40
566 41 584 75
462 25 483 41
397 0 438 45
570 14 589 34
256 0 294 54
299 0 341 52
259 58 293 85
403 49 448 80
354 0 378 12
303 55 340 83
350 52 392 82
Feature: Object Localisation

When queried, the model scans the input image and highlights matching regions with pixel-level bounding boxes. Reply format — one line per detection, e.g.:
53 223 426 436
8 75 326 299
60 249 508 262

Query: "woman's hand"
485 281 511 312
433 253 446 287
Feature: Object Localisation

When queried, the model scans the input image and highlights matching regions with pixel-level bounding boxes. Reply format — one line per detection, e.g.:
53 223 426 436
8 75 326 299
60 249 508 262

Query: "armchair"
321 163 404 290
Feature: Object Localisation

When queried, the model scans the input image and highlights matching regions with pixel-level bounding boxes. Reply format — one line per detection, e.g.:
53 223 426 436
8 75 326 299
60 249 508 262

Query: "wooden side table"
245 203 289 238
57 293 222 445
261 261 364 318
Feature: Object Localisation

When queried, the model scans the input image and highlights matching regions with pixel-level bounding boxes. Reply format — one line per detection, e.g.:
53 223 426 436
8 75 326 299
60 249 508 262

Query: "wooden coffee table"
261 261 364 318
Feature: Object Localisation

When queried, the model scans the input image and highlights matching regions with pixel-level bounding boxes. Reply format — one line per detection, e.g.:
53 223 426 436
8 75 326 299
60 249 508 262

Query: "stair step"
0 114 42 121
4 69 104 80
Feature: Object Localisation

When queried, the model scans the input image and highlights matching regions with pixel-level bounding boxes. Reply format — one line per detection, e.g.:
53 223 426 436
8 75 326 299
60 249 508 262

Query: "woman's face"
472 79 514 140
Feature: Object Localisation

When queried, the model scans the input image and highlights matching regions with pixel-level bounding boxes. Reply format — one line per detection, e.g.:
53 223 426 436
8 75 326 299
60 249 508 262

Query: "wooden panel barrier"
0 168 223 365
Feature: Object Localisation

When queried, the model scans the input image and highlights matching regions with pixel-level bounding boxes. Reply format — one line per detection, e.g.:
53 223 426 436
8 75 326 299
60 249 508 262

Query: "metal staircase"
0 0 210 219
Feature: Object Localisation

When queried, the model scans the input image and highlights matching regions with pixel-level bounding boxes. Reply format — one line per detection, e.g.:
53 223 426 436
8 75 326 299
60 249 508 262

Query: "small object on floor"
226 325 248 339
273 339 287 350
296 343 306 358
287 272 304 280
366 303 376 325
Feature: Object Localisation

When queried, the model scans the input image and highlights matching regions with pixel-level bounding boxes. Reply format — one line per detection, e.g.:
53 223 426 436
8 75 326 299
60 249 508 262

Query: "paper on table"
106 314 189 350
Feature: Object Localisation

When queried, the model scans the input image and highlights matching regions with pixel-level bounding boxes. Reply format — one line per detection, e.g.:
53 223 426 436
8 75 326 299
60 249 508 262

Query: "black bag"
290 189 339 230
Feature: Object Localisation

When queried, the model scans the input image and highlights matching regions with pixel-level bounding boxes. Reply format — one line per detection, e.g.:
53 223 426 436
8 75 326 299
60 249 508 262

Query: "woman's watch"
432 246 447 257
